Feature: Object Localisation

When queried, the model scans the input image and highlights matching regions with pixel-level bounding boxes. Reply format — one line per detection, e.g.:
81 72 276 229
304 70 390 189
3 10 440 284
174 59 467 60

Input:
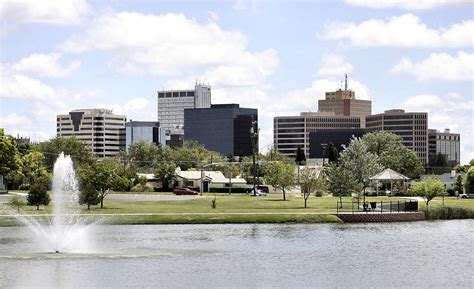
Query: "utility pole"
251 119 258 196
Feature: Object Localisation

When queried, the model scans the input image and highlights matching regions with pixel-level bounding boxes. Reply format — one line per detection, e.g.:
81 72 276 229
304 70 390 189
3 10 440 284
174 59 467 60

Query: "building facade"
274 112 364 157
157 83 211 134
309 129 368 158
428 129 460 166
318 76 371 117
184 104 258 157
57 109 126 158
125 121 160 151
366 109 428 164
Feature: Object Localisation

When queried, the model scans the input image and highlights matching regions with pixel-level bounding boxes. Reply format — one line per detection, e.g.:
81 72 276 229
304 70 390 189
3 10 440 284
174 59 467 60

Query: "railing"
336 200 418 214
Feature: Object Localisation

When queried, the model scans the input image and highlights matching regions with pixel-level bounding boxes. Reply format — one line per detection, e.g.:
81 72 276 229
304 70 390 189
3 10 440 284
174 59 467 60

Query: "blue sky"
1 0 473 163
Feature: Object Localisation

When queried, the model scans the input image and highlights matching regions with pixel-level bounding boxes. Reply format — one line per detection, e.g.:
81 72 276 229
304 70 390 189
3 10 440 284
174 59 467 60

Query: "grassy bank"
1 194 474 225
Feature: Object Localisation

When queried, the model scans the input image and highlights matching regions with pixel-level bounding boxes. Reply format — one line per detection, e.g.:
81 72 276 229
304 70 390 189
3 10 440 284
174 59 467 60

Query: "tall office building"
157 83 211 134
366 109 428 164
428 129 460 166
57 109 126 158
125 121 160 151
318 75 372 117
184 104 258 157
274 111 363 157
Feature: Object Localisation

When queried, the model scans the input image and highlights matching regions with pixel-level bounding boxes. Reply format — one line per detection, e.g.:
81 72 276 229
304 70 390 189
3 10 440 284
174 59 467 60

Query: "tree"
327 142 339 163
21 151 49 188
128 140 161 171
0 129 23 190
464 166 474 194
9 195 26 212
27 176 51 210
324 163 357 207
339 137 383 203
154 162 176 190
362 131 424 178
173 140 223 170
263 161 295 201
299 167 322 208
79 182 100 210
454 175 464 194
410 176 445 207
40 136 94 171
295 146 306 165
78 162 120 209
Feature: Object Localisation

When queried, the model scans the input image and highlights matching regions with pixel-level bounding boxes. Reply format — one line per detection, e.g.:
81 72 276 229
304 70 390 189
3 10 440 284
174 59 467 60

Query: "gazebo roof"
370 168 409 181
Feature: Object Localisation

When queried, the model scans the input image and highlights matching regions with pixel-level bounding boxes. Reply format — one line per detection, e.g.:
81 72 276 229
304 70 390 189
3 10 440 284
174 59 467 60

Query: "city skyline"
0 0 472 163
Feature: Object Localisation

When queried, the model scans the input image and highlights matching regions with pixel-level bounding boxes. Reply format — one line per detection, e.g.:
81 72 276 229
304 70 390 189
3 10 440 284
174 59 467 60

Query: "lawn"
1 193 473 225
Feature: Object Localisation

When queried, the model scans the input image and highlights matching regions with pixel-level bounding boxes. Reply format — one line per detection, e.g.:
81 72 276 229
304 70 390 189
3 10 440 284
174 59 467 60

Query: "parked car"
173 187 199 195
459 193 474 199
250 186 269 196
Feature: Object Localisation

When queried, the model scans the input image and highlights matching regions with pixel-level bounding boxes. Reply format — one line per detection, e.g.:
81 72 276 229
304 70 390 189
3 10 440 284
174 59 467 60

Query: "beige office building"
274 111 364 157
318 75 371 117
57 109 126 158
366 109 428 164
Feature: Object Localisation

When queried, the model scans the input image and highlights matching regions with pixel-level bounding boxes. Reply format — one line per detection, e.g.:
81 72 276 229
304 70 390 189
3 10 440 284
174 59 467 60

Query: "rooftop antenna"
344 73 348 91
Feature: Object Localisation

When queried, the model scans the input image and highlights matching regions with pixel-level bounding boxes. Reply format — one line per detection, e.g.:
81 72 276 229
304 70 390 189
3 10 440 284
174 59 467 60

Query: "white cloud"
106 97 155 121
0 73 56 101
317 53 353 76
345 0 473 10
321 13 474 48
392 51 474 81
60 12 279 81
401 93 474 164
11 53 80 78
0 0 90 36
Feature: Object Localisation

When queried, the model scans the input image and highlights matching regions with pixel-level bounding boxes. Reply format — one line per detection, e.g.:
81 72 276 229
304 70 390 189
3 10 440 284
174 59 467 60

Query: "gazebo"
370 168 409 196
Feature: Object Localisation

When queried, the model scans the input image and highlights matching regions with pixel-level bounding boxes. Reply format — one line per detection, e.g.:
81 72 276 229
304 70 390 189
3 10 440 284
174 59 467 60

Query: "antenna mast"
344 74 348 91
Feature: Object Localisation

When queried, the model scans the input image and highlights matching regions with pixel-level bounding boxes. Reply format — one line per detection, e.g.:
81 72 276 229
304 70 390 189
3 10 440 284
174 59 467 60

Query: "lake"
0 220 472 288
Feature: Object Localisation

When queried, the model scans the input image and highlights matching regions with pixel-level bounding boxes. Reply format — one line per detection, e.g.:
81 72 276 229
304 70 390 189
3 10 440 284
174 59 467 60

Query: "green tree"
154 162 176 190
410 176 445 207
454 175 464 194
464 166 474 194
263 161 295 201
362 131 424 178
299 167 323 208
339 137 383 202
40 136 94 170
324 163 357 207
27 175 51 210
9 195 26 212
79 182 100 210
78 162 120 208
0 129 23 190
21 151 49 188
470 159 474 167
173 140 223 170
128 140 161 171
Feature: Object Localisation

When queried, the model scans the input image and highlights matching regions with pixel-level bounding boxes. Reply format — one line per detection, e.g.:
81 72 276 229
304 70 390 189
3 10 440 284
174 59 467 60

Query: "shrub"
130 183 154 192
211 195 217 209
422 206 474 220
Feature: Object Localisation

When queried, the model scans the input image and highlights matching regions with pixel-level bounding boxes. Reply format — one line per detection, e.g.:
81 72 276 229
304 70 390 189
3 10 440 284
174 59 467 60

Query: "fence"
336 200 418 214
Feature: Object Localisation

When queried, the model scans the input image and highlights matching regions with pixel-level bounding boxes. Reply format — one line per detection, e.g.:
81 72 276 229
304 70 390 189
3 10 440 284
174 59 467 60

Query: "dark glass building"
309 129 368 158
184 104 258 157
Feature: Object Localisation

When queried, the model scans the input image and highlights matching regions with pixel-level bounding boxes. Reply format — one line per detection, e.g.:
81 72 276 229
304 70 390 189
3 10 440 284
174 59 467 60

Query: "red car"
173 187 199 195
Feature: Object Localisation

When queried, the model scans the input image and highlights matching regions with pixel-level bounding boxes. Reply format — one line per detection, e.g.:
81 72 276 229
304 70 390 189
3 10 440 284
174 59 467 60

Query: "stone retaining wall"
334 212 425 223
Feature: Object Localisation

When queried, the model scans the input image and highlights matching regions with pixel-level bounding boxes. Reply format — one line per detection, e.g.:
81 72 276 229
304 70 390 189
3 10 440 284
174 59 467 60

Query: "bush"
130 184 154 192
422 206 474 220
211 195 217 209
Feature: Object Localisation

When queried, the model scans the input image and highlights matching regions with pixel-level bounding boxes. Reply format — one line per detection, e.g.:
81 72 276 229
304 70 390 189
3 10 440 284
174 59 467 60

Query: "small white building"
175 168 247 192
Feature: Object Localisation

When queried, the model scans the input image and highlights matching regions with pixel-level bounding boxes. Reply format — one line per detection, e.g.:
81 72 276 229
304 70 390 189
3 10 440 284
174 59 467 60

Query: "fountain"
12 153 96 253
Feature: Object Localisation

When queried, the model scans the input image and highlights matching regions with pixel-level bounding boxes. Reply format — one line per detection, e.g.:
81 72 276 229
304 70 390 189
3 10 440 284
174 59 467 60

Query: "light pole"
250 119 258 196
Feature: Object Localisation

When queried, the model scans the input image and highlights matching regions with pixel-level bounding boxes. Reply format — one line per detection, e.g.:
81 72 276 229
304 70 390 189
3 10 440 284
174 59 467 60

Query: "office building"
274 111 364 157
184 104 258 157
309 129 368 158
157 83 211 134
125 121 160 151
428 129 460 166
366 109 428 164
57 109 126 158
318 75 372 117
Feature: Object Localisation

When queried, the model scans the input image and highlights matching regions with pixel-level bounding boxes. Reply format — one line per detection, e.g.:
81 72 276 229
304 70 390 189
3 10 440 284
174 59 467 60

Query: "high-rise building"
157 83 211 134
125 121 160 151
366 109 428 164
274 112 364 157
56 109 126 158
428 129 460 166
318 75 372 117
184 104 258 157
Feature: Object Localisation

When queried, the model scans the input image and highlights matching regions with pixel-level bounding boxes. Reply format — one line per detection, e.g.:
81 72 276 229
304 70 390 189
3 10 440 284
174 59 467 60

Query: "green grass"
2 194 474 225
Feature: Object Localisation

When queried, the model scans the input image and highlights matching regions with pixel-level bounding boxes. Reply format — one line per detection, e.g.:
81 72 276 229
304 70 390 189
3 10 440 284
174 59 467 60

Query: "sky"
0 0 473 163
